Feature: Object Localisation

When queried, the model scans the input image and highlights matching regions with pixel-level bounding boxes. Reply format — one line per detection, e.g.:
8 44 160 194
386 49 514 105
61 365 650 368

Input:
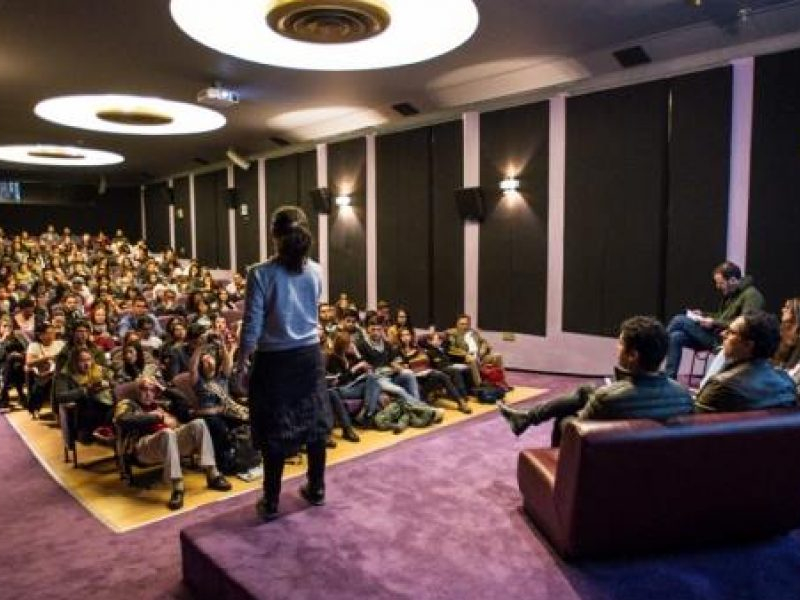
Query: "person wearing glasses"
694 311 797 412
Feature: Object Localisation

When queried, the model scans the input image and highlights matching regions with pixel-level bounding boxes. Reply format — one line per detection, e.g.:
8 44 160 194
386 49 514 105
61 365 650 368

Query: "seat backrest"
171 371 200 410
113 381 139 403
554 408 800 555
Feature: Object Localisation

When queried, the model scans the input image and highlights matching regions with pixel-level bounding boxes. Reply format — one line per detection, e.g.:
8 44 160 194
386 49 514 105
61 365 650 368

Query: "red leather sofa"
517 408 800 559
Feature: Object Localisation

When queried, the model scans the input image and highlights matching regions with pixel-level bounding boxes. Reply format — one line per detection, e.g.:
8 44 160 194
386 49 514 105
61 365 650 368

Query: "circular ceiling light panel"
169 0 479 70
34 95 226 135
0 144 123 166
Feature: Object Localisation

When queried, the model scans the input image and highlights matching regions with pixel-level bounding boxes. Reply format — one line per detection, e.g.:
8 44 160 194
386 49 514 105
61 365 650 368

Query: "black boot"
497 401 536 436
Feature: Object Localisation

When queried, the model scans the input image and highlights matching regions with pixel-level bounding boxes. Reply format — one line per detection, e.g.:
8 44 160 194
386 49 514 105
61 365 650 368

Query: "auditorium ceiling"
0 0 799 184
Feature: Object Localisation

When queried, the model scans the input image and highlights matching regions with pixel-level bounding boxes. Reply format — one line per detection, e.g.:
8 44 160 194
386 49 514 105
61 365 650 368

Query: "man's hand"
698 317 715 329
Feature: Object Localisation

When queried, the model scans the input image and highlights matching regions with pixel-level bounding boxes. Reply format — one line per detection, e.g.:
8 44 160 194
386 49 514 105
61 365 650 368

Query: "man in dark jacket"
664 261 764 379
695 311 798 412
498 316 694 446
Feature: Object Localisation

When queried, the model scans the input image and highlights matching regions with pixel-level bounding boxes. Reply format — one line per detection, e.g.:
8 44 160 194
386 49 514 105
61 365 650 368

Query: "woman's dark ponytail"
271 205 312 273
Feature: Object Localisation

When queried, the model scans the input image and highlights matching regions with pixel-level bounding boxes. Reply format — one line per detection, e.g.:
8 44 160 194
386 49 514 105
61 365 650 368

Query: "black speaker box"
226 188 239 210
454 187 485 222
310 187 332 214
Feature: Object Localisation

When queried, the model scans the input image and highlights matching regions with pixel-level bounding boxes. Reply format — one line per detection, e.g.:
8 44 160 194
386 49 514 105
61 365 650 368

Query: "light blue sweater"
239 258 321 354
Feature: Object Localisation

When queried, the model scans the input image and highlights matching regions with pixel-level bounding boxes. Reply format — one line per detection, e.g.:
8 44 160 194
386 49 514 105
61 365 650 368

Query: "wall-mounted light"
226 148 250 170
335 194 351 207
176 207 184 219
500 176 520 193
239 203 249 217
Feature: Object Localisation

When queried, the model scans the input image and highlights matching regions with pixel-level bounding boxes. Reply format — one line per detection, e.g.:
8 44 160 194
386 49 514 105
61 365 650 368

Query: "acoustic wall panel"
328 138 367 308
563 80 669 337
266 152 319 260
194 170 230 269
234 165 261 272
664 66 732 318
748 48 800 312
479 101 549 335
429 121 464 329
143 183 170 251
376 127 431 325
172 177 191 258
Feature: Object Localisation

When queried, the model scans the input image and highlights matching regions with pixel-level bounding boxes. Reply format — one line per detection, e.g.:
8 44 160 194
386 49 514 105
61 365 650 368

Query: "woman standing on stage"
236 206 331 521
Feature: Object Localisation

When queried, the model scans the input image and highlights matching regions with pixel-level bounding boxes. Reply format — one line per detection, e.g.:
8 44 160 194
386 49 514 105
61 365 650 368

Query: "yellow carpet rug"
4 386 545 533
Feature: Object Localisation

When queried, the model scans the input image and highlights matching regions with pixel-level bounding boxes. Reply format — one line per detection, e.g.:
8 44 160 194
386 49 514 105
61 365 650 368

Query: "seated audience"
424 330 474 397
25 321 65 418
54 348 114 441
190 333 236 473
165 322 204 380
694 311 798 412
664 261 764 379
0 316 28 410
324 331 364 443
446 313 508 388
773 297 800 374
114 378 231 510
113 340 162 384
397 327 471 414
118 296 163 338
498 316 694 446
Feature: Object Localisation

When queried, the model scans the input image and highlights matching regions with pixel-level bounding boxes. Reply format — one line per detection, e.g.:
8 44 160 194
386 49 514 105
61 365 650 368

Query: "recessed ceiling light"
0 144 123 166
34 95 226 135
170 0 479 71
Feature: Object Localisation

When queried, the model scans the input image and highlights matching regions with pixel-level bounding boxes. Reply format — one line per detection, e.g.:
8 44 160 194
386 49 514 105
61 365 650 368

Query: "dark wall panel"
328 138 367 308
430 121 464 330
266 152 318 259
748 48 800 312
234 165 261 272
479 102 549 335
377 127 431 325
173 177 191 258
664 66 732 318
0 184 140 239
144 183 170 251
564 80 669 336
298 151 319 260
194 170 229 269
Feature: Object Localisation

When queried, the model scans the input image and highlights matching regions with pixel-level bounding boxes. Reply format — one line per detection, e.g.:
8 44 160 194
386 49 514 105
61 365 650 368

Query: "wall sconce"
335 194 351 207
176 207 184 219
500 176 520 193
239 203 249 217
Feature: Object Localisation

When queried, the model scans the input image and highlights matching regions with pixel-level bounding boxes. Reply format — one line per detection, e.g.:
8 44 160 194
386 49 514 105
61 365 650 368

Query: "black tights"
262 440 326 506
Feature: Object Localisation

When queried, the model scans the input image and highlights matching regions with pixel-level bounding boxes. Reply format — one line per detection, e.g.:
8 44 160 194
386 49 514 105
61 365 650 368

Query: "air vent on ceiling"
613 46 651 68
392 102 419 116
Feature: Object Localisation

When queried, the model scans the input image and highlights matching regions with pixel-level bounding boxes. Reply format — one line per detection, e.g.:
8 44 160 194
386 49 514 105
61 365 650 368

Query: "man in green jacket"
663 261 764 379
498 316 694 447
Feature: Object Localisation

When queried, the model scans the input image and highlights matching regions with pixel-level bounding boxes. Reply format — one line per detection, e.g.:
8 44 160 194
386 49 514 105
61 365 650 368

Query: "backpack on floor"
226 424 261 474
472 384 506 404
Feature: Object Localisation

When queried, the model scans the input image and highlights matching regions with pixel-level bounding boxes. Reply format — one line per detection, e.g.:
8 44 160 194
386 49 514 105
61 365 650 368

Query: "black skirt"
248 344 332 455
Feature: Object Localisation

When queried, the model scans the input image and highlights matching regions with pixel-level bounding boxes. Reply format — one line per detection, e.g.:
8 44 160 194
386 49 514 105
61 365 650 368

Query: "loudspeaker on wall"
310 187 332 214
226 188 239 210
454 187 485 222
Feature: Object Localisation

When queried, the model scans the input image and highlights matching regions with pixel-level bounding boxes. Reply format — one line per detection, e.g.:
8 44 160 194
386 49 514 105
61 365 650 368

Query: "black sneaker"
342 426 361 443
299 483 325 506
207 475 232 492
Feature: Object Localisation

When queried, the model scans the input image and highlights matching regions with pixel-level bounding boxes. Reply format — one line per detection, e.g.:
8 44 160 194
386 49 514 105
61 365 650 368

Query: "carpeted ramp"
181 388 800 600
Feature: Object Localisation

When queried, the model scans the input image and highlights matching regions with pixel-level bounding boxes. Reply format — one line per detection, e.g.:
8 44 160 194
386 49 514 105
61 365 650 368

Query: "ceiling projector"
197 85 239 108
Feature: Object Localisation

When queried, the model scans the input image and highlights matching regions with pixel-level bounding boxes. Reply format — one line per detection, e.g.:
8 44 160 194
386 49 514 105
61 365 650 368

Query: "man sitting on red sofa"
498 316 693 446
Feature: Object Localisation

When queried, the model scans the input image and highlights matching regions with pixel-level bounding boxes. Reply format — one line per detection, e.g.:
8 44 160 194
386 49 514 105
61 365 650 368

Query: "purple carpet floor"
3 372 800 600
181 373 800 600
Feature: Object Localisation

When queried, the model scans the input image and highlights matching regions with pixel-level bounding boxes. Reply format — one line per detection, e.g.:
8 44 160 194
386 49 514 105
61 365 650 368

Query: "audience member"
498 316 693 446
664 261 764 379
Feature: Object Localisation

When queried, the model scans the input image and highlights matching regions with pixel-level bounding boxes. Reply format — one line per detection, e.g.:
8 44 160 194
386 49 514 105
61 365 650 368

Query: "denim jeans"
364 370 424 414
664 315 719 379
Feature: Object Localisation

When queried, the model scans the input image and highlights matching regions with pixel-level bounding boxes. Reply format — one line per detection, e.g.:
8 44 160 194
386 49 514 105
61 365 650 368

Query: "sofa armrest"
517 448 567 554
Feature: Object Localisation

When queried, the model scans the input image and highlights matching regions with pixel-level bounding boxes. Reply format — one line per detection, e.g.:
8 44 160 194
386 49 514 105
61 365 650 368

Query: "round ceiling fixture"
0 144 123 166
34 95 225 135
266 0 390 44
169 0 479 70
